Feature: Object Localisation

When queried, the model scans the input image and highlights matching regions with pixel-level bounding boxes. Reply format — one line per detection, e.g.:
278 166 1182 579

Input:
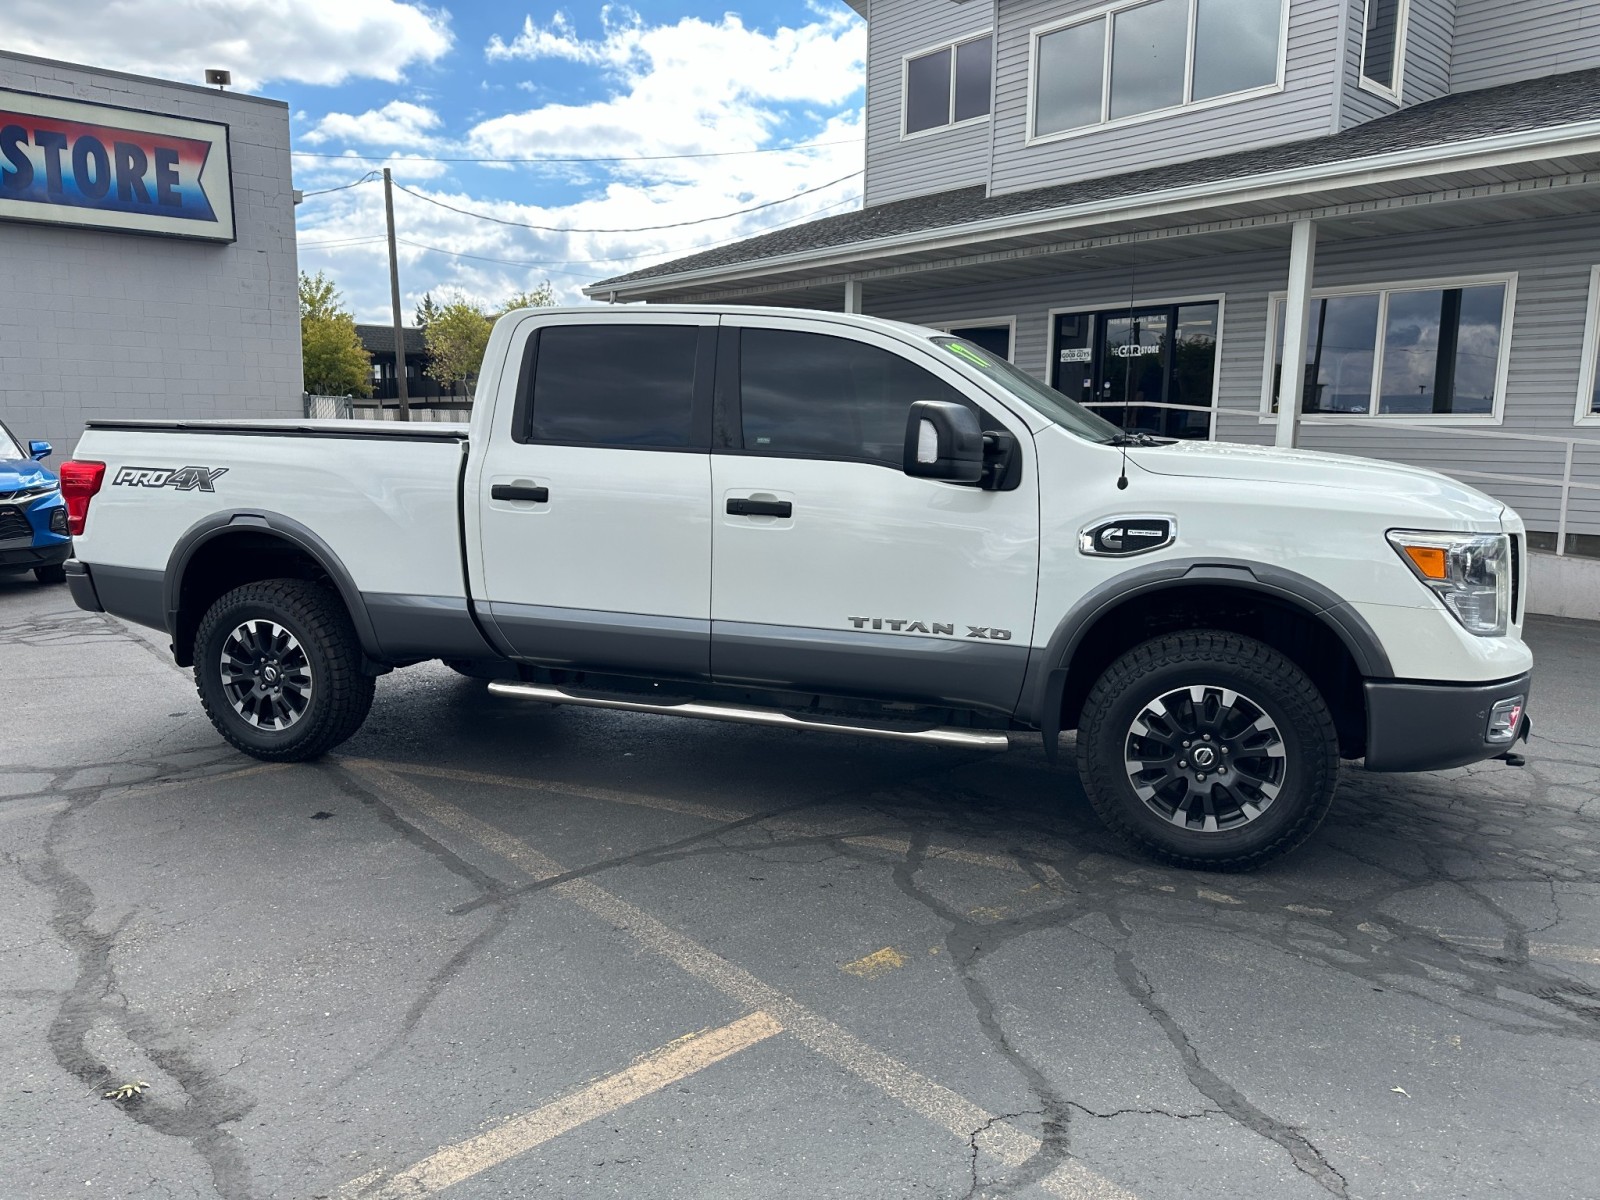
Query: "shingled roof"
592 67 1600 292
355 324 427 357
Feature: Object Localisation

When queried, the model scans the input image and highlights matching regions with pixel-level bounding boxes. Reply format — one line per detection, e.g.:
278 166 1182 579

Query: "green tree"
299 271 372 396
414 292 441 330
497 283 555 317
423 296 493 399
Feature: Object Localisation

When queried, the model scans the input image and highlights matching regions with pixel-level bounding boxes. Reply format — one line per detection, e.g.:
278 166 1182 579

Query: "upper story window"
1360 0 1409 96
904 34 993 137
1031 0 1286 141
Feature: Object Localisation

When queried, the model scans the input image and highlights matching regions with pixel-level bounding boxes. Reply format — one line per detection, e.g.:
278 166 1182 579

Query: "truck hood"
1130 439 1507 524
0 459 56 494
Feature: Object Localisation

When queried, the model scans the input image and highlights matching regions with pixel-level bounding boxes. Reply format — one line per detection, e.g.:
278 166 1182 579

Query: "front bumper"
1363 672 1532 772
0 539 71 570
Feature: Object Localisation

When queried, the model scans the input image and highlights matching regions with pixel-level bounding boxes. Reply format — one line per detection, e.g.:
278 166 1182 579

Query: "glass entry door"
1052 301 1219 438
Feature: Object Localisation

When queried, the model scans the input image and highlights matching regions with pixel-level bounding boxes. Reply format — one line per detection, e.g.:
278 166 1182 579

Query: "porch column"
1275 219 1318 448
843 280 863 314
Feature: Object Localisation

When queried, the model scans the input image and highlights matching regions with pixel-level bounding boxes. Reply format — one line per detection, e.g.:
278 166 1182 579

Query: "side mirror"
904 401 984 485
28 440 52 461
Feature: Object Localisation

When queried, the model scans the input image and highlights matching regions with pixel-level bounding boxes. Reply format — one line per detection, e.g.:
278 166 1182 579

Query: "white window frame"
1357 0 1411 103
1025 0 1289 146
1046 293 1228 442
1575 265 1600 426
900 31 995 141
1257 272 1518 426
936 315 1018 362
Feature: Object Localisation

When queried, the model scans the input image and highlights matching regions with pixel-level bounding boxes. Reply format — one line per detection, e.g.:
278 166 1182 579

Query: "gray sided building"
0 51 300 460
591 0 1600 618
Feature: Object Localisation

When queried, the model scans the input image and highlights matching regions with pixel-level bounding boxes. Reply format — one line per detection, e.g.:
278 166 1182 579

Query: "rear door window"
524 324 700 448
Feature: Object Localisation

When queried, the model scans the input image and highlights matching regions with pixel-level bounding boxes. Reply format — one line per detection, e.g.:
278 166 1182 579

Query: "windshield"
0 422 24 461
930 337 1122 444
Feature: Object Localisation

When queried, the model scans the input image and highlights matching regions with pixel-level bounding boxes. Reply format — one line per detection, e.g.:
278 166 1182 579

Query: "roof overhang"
587 120 1600 304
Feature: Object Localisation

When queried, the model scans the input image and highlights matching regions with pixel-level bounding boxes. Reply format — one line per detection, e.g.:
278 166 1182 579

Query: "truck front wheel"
1076 630 1338 870
193 579 375 762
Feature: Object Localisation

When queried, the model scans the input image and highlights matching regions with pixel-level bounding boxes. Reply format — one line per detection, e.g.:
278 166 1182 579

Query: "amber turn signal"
1400 544 1449 580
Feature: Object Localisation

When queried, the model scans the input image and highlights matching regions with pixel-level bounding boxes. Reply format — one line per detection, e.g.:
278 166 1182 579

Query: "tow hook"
1496 715 1532 767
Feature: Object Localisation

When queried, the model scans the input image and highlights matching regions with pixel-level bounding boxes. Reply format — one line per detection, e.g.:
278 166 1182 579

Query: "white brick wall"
0 51 301 460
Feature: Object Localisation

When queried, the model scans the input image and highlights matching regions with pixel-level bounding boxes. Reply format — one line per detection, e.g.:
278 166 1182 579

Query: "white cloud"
296 6 866 322
304 101 444 147
0 0 452 90
474 7 864 161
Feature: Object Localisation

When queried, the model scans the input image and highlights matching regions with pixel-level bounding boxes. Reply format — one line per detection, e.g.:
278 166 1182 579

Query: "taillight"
58 460 106 536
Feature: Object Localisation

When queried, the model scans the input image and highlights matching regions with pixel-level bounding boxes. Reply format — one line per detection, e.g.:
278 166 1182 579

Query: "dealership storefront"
0 51 300 460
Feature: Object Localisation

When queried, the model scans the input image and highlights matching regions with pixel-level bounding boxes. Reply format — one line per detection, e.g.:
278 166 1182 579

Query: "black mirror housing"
904 401 984 484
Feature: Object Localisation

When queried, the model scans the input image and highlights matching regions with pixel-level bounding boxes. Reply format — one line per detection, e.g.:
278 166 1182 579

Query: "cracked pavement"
2 572 1598 1199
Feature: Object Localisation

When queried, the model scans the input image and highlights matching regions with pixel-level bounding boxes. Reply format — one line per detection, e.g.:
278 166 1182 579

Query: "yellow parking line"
343 1011 784 1199
343 762 1138 1200
842 947 908 978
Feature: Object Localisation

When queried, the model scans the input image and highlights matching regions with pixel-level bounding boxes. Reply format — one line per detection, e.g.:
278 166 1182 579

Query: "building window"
904 34 992 136
1577 265 1600 424
946 321 1015 362
1266 278 1513 420
1031 0 1284 140
1051 299 1222 439
1360 0 1408 95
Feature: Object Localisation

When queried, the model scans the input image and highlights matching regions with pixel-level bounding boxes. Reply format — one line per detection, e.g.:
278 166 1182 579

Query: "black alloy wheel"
1077 630 1339 870
193 578 375 761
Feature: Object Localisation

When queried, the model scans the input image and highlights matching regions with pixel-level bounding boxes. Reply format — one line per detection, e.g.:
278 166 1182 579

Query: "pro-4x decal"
111 465 229 492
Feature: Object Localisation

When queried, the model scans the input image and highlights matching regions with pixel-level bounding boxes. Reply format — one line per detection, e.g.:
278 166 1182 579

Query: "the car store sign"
0 88 233 242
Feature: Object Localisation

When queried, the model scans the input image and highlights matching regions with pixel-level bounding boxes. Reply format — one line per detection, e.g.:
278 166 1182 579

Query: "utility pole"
383 168 411 422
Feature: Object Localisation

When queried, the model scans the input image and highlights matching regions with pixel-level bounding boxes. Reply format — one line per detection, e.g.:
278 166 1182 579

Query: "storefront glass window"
1052 301 1220 438
1271 281 1508 418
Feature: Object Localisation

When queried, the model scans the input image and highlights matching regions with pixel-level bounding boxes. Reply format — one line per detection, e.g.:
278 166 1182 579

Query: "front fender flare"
1021 558 1393 756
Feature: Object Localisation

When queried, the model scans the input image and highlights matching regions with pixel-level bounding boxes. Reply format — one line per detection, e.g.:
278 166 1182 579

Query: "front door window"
1052 301 1218 438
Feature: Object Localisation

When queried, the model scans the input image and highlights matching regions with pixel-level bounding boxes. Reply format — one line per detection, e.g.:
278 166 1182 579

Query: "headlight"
1387 530 1510 637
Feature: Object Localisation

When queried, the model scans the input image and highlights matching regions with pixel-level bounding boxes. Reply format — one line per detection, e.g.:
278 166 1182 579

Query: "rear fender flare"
164 510 384 667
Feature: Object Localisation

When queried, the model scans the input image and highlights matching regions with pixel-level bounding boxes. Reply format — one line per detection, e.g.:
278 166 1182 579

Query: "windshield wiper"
1107 431 1175 447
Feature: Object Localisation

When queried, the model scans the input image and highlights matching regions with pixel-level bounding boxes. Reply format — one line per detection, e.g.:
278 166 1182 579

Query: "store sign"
1059 347 1092 363
0 88 233 242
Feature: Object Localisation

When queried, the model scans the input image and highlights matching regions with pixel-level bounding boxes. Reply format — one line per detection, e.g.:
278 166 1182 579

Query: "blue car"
0 419 71 585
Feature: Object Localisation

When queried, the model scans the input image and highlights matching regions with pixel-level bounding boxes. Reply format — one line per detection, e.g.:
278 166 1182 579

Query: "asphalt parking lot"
2 574 1598 1200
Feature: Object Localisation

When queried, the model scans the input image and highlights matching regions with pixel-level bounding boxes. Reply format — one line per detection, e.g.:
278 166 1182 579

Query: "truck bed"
84 418 470 441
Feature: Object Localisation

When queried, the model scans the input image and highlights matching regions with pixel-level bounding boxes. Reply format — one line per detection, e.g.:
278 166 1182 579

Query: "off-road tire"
1076 630 1338 870
193 579 374 762
34 563 66 585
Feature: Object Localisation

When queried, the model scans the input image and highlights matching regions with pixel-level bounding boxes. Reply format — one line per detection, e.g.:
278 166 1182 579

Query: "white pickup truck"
61 305 1532 868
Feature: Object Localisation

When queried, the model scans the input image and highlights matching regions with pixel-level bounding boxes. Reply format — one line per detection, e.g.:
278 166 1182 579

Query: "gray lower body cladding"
1363 672 1532 772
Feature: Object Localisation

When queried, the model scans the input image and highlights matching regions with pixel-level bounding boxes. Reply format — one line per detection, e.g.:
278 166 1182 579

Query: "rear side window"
738 328 971 465
526 324 699 447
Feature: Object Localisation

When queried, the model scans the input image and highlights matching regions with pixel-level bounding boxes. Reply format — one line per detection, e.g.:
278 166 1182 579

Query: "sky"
0 0 866 322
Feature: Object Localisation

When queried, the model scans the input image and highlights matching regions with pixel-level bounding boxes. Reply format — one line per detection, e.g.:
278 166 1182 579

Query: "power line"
290 137 859 165
299 170 382 197
298 193 861 267
391 171 860 234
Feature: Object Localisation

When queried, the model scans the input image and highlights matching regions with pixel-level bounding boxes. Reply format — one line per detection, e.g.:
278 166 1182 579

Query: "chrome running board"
487 681 1010 750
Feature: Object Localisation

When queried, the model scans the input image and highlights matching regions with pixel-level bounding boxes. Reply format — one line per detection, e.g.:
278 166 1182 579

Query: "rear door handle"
492 484 549 503
726 498 792 518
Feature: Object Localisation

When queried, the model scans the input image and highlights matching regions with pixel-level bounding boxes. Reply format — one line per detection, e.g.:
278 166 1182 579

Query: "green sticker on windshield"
943 342 991 369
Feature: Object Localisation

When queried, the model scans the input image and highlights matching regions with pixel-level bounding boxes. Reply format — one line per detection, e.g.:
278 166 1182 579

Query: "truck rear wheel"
1076 630 1338 870
193 579 375 762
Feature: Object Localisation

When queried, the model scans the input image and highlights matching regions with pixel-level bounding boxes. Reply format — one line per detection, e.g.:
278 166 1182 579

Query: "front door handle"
492 484 549 503
726 498 792 518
